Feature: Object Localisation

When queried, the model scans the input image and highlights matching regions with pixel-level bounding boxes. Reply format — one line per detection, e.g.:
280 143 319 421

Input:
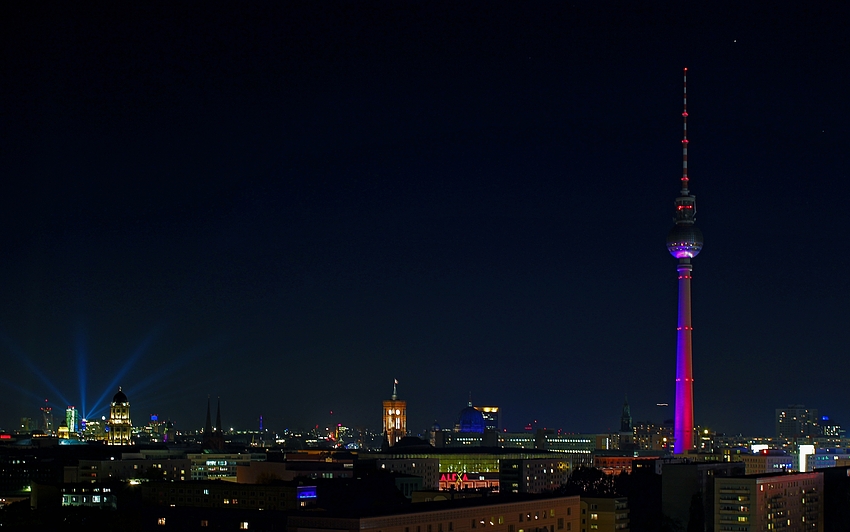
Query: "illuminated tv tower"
666 68 703 454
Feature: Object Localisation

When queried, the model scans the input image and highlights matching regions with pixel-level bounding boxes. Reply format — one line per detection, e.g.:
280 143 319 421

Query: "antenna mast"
681 68 689 195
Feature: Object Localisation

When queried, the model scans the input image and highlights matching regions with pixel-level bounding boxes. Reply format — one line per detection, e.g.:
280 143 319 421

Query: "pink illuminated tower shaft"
675 262 694 453
666 68 703 455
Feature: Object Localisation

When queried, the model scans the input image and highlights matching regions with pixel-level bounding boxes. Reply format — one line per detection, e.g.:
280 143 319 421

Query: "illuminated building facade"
632 420 673 451
361 448 571 493
457 401 486 433
475 406 501 431
666 68 703 454
713 472 823 531
819 416 842 438
382 380 407 447
60 484 118 509
107 388 132 445
82 418 107 441
594 454 659 476
65 406 79 436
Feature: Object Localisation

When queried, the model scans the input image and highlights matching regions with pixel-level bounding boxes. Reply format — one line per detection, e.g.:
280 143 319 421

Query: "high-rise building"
382 379 406 447
666 68 704 455
474 406 500 431
106 387 132 445
40 400 53 435
620 396 632 433
776 405 820 440
65 406 79 435
819 415 842 437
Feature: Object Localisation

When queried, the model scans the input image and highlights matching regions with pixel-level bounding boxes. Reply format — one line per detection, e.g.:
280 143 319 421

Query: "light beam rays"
0 331 72 407
87 326 163 416
75 324 88 419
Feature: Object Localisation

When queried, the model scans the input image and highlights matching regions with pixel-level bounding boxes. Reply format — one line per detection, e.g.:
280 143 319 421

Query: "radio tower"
666 68 703 454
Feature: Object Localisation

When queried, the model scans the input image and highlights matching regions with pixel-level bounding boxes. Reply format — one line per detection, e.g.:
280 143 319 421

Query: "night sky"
1 1 848 437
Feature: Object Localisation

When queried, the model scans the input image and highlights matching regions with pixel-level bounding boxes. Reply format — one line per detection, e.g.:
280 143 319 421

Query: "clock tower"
382 379 407 447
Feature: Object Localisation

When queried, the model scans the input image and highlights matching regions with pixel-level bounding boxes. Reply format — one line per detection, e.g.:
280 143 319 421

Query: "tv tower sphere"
666 223 703 259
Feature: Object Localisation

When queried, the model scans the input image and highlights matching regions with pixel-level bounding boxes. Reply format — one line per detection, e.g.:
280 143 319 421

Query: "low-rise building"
740 449 794 475
579 497 629 532
500 458 569 494
141 479 311 511
187 452 266 481
287 493 582 532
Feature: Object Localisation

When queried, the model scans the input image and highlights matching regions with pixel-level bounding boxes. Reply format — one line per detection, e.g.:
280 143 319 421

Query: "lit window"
239 522 249 530
157 517 166 526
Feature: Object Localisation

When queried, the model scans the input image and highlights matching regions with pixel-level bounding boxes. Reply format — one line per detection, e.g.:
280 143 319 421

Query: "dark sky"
1 1 848 437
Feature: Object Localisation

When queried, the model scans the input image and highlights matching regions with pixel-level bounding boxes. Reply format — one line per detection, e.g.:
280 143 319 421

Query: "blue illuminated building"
457 401 485 434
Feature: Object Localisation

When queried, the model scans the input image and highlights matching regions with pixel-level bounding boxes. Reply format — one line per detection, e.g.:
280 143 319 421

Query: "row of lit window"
157 518 247 529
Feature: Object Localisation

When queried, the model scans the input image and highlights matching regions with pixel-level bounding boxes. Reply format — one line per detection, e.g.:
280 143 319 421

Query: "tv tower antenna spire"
681 68 689 194
666 67 704 455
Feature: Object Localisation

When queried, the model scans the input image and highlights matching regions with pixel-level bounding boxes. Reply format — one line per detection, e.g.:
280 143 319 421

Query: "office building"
475 406 501 431
776 405 820 440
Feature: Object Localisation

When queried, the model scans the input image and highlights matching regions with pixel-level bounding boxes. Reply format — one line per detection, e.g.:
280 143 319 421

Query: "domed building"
457 401 485 434
107 387 132 445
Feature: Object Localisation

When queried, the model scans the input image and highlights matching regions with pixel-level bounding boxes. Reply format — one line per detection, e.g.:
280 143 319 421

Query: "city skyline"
1 2 848 436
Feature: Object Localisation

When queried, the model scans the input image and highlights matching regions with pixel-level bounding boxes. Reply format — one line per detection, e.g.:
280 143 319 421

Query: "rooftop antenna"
681 67 689 195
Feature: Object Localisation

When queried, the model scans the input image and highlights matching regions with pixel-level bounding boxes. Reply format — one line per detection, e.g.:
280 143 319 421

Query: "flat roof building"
713 471 823 531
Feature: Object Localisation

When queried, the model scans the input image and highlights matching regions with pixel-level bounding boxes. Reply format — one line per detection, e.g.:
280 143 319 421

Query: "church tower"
382 379 407 447
202 396 226 450
107 387 132 445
